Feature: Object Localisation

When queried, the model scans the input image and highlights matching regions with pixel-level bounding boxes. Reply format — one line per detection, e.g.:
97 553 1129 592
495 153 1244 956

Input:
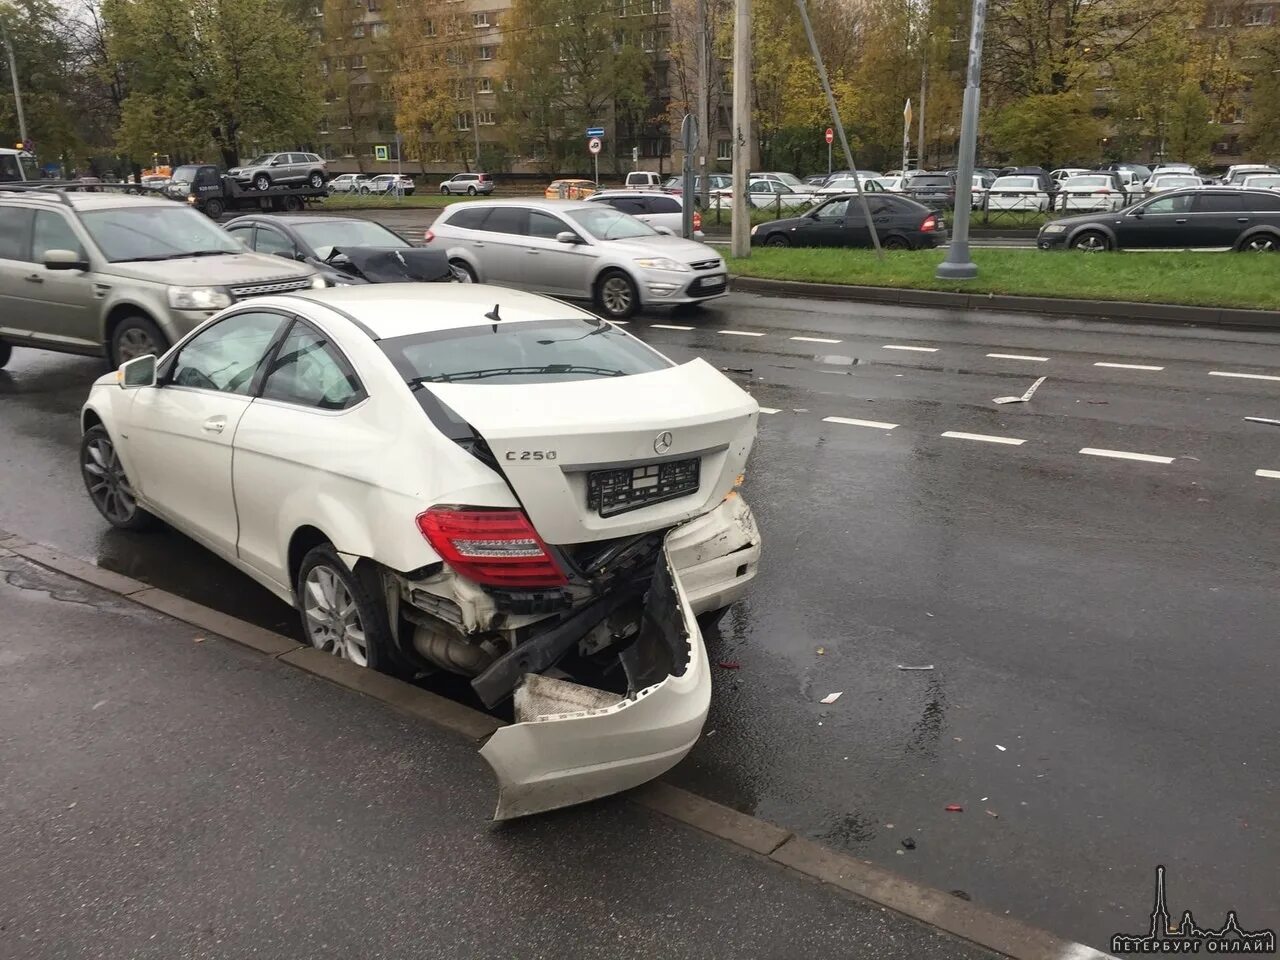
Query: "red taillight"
424 229 435 243
921 214 938 233
693 210 702 231
416 507 566 588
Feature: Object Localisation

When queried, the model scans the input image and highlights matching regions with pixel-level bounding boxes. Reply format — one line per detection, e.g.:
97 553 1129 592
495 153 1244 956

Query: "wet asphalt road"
2 292 1278 951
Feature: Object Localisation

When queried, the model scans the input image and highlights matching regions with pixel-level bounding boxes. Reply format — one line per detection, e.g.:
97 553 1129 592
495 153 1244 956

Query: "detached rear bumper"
479 532 712 820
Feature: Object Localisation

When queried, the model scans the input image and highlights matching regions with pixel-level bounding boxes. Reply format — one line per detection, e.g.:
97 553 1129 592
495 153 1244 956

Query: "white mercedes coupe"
79 284 761 819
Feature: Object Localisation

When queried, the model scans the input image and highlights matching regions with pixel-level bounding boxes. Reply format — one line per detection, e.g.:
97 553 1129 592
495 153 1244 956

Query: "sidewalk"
0 547 997 960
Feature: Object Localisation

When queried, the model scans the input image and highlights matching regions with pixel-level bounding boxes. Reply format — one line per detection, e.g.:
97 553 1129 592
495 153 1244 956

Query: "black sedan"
750 194 947 250
222 214 461 284
1038 188 1280 252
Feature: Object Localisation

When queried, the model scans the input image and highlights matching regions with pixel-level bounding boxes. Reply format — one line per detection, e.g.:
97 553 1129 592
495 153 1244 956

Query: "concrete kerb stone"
4 533 1117 960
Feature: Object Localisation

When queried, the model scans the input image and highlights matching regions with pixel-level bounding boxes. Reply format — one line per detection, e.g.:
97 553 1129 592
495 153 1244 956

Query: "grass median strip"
728 248 1280 311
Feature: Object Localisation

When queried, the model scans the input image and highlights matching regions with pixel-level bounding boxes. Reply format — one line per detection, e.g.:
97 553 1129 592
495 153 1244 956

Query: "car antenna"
485 303 501 331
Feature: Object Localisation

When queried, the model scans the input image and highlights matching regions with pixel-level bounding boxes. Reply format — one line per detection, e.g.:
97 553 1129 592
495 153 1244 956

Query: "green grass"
727 248 1280 311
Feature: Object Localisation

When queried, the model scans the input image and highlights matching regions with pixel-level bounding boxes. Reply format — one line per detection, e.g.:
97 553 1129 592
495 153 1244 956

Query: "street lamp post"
0 16 28 147
935 0 988 281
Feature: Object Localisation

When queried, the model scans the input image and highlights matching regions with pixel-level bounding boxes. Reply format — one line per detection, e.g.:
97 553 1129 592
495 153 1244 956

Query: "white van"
624 171 664 189
0 148 31 183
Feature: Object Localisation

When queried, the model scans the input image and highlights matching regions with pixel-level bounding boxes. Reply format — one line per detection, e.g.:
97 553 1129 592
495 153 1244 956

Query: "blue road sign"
586 127 605 138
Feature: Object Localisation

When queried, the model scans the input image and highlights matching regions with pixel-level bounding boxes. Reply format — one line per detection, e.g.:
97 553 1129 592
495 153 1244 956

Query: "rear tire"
1237 234 1280 252
253 173 271 192
883 235 912 251
296 544 401 674
80 425 157 531
110 315 168 367
203 197 225 220
449 259 477 283
467 185 477 196
1070 230 1110 253
764 234 789 247
308 171 324 189
283 195 303 212
595 270 639 320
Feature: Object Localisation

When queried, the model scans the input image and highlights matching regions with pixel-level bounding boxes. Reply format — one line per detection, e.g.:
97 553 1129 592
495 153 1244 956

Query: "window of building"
425 19 435 35
717 139 731 161
367 0 379 9
320 59 330 76
1211 8 1231 26
319 118 331 134
343 144 356 157
1233 104 1246 124
456 112 472 131
309 29 321 43
351 54 366 69
502 77 513 92
476 77 493 93
334 56 348 70
477 110 496 125
642 29 656 51
473 11 489 27
352 24 365 37
1246 5 1273 24
311 4 322 15
479 44 495 60
372 21 389 36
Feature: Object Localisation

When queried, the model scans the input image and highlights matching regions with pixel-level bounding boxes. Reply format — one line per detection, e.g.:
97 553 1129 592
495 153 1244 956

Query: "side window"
260 321 364 410
287 153 305 165
606 197 647 215
225 224 256 249
1144 195 1193 215
813 199 849 219
32 211 84 261
255 227 296 257
0 206 33 260
1194 193 1242 214
170 312 288 395
448 207 490 230
648 196 680 214
1246 192 1280 211
482 207 527 235
528 210 567 239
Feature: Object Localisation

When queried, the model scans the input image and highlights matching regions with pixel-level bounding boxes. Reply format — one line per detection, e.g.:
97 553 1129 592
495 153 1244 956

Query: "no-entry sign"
825 127 834 145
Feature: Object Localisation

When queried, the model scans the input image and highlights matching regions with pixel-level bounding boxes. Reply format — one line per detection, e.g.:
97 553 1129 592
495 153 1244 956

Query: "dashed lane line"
790 335 842 344
822 416 898 430
1095 362 1165 371
650 323 695 331
1079 447 1175 465
1209 370 1280 382
987 353 1049 362
1256 469 1280 479
941 431 1026 446
882 344 938 353
718 329 767 337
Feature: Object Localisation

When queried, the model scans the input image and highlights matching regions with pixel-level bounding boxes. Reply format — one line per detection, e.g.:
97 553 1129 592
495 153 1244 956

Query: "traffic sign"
374 145 389 161
586 127 605 138
588 137 602 156
825 127 834 145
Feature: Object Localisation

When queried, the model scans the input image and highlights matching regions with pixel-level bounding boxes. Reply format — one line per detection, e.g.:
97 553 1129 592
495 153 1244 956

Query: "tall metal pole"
2 21 27 145
795 0 881 257
901 99 911 174
918 59 927 169
936 0 987 280
730 0 751 257
695 0 709 210
469 80 482 171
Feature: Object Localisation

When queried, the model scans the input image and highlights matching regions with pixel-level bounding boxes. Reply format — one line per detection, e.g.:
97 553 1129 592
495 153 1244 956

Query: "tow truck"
164 163 327 219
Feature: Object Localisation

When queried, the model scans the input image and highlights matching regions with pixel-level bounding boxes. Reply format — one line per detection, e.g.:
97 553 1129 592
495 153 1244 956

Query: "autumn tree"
390 0 475 169
105 0 320 167
319 0 386 172
988 92 1102 165
0 0 80 160
1242 20 1280 159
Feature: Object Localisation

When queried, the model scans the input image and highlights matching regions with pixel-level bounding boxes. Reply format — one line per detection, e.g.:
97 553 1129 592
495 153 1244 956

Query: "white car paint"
80 284 761 819
1056 174 1126 211
986 176 1049 211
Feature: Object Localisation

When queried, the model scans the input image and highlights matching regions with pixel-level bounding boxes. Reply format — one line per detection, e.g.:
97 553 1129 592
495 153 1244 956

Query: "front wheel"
296 544 398 672
110 315 168 367
80 425 156 531
1070 231 1111 253
596 270 639 320
203 197 225 220
764 234 789 247
253 173 271 192
449 259 476 283
441 186 451 195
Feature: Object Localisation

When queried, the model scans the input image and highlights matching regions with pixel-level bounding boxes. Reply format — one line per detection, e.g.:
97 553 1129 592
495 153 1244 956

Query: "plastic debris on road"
986 809 999 818
996 744 1007 751
897 664 935 671
993 376 1047 405
901 837 916 850
1244 416 1280 426
716 660 741 670
816 646 825 655
819 691 843 704
945 804 964 813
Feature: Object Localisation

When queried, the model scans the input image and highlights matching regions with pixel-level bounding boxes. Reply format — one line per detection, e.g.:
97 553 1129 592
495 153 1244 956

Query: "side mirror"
269 158 282 166
1132 206 1145 218
272 249 298 260
653 225 674 236
555 231 582 245
43 249 89 271
117 354 157 390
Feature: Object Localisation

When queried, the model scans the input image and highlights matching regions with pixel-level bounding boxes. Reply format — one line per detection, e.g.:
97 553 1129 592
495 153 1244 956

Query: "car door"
524 208 595 296
1115 194 1193 249
254 224 299 260
642 194 684 233
232 317 368 588
472 206 533 286
23 209 100 349
798 198 850 247
125 310 290 557
284 153 306 183
1191 192 1245 247
0 205 35 338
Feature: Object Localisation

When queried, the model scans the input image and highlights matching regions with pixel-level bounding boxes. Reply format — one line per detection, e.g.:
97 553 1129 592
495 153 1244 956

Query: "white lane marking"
941 431 1026 446
758 407 780 415
1245 417 1280 425
883 344 938 353
609 320 629 325
1256 469 1280 479
1094 361 1164 371
719 329 767 337
1210 370 1280 382
1054 945 1113 960
1079 447 1175 465
823 416 898 430
987 353 1049 362
791 335 841 344
651 323 694 331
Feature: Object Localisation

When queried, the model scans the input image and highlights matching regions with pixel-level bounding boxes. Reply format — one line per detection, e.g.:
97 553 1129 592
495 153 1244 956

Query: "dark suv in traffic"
1038 188 1280 252
903 172 957 209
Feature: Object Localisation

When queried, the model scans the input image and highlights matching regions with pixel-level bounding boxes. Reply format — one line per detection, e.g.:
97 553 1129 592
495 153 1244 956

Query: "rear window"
909 176 951 188
1066 176 1109 187
0 153 23 182
996 177 1037 189
379 318 672 385
1244 192 1280 211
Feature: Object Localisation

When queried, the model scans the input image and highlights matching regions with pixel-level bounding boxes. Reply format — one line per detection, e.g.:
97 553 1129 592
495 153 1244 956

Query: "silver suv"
429 198 726 319
0 190 321 369
228 152 328 192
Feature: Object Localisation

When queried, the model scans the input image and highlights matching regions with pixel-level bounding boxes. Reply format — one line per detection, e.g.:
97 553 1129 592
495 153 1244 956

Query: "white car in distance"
986 175 1050 211
1239 173 1280 191
79 285 761 820
1057 174 1127 211
1145 173 1204 195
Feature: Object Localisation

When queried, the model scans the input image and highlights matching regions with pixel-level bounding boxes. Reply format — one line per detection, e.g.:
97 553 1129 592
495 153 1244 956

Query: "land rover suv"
0 190 321 369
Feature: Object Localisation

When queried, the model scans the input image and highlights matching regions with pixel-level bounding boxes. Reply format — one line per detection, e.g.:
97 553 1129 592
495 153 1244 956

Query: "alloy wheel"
82 435 138 525
116 326 159 363
1246 236 1277 252
1075 234 1107 253
601 276 633 316
302 565 369 666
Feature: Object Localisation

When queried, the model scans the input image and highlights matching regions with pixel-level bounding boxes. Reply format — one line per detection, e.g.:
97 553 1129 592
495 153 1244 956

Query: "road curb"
730 276 1279 329
0 529 1114 960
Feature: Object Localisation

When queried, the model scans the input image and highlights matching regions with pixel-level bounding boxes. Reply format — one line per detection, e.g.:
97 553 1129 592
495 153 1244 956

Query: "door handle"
1237 217 1250 223
202 417 226 434
527 249 540 254
24 273 44 284
1175 218 1188 223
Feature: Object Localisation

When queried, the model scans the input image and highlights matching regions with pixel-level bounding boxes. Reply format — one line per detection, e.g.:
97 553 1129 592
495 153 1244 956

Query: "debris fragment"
193 637 205 643
816 646 825 655
885 823 895 829
925 612 935 618
896 849 905 855
897 664 935 671
985 809 999 819
722 367 753 373
995 744 1007 751
1087 400 1109 405
1245 416 1280 426
945 804 964 813
993 376 1047 405
901 837 916 850
716 660 741 670
951 890 972 901
980 797 988 802
819 691 843 704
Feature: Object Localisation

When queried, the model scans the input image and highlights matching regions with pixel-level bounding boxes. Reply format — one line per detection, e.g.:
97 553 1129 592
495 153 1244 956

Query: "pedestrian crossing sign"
374 145 389 161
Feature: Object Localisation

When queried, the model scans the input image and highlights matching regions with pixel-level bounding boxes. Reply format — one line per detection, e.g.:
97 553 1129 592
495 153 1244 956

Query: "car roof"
446 197 595 213
225 214 369 225
0 190 176 211
277 284 598 339
589 190 680 199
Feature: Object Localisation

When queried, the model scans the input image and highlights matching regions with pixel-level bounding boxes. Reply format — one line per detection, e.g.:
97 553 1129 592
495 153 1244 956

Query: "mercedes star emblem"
654 431 674 455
